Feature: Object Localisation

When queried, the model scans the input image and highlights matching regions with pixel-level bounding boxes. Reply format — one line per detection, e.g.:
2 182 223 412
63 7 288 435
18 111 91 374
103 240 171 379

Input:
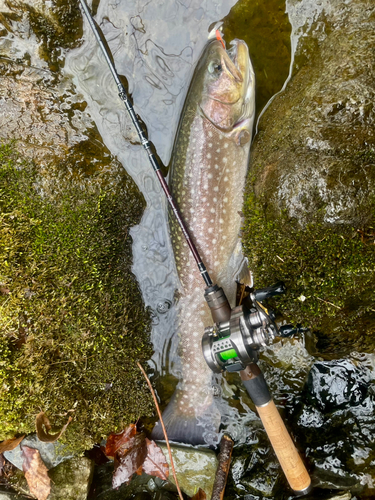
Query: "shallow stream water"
1 0 375 498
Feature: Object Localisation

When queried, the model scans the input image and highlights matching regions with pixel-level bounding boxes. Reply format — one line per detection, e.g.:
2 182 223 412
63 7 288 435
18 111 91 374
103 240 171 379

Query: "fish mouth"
210 39 252 106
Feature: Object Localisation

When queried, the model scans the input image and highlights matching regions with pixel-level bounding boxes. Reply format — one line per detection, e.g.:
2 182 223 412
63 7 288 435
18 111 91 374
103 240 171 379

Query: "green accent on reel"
219 348 238 361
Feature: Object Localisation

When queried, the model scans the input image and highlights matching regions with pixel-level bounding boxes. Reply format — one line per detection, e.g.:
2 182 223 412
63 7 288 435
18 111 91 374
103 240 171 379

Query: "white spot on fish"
193 332 198 337
223 157 228 163
208 131 213 138
213 186 219 191
207 153 211 159
224 177 229 182
208 143 212 148
215 164 219 169
224 197 228 203
214 260 220 266
208 228 213 233
207 173 213 179
212 239 217 244
213 197 217 203
216 148 221 153
219 218 224 223
210 208 215 213
224 143 229 148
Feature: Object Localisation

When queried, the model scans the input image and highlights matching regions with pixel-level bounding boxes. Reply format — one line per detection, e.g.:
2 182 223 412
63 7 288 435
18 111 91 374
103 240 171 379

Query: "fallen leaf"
142 438 169 480
22 446 50 500
191 488 207 500
0 435 25 454
0 286 10 295
36 412 72 442
105 424 137 458
112 432 147 489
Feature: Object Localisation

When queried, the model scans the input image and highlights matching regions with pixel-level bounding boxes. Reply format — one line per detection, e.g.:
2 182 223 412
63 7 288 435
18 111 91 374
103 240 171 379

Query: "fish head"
197 38 255 133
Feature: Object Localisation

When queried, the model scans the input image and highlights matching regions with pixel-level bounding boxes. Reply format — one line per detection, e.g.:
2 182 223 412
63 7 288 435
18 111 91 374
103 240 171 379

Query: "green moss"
0 143 153 451
243 183 375 357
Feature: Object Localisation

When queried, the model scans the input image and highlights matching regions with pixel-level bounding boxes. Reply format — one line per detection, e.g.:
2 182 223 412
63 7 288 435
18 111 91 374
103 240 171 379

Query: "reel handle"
253 281 286 302
241 365 311 496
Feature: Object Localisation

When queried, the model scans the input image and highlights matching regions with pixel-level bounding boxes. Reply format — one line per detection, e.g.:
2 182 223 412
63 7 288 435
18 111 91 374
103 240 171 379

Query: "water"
1 0 374 498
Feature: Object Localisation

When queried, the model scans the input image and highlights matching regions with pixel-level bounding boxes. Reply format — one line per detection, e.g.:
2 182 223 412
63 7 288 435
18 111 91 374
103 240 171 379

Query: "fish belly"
152 110 250 445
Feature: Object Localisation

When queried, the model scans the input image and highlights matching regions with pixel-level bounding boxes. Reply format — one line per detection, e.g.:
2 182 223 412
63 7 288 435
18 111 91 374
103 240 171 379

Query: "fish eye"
208 61 222 75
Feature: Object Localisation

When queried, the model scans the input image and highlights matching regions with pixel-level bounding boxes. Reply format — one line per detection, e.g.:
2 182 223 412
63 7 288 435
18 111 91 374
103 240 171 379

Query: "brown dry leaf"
142 438 169 480
105 424 137 458
36 412 72 443
22 446 50 500
191 488 207 500
0 435 25 454
112 432 147 489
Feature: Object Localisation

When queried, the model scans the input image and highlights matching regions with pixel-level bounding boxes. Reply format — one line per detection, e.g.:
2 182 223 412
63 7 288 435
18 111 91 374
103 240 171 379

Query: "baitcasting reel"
202 281 301 373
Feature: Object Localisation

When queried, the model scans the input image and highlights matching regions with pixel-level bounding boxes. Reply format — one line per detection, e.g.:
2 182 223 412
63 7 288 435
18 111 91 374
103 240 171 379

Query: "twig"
316 296 341 310
211 434 234 500
137 362 184 500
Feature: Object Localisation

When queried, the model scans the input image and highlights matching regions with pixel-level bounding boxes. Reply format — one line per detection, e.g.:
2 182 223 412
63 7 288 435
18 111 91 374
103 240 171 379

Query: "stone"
48 457 95 500
158 444 218 498
8 457 94 500
307 359 368 412
3 434 73 470
243 0 375 355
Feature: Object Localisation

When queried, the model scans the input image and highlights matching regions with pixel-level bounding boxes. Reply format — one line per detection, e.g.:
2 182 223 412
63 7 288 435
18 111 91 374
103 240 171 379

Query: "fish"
152 33 255 446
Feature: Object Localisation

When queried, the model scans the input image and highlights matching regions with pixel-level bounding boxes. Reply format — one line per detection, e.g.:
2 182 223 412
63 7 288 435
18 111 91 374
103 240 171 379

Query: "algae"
0 142 153 452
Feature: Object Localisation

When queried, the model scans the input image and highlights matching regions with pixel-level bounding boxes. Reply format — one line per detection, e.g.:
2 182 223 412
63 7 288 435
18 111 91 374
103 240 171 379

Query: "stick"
211 434 234 500
137 362 184 500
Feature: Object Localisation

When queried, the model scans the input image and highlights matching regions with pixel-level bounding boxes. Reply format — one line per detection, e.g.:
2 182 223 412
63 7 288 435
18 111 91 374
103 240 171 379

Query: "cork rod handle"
256 400 311 494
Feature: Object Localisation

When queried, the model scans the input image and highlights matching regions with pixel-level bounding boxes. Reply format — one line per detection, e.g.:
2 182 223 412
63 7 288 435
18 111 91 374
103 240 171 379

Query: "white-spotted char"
152 36 255 445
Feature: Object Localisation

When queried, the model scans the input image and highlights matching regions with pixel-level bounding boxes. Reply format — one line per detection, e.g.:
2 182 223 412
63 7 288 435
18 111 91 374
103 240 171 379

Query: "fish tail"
151 390 220 446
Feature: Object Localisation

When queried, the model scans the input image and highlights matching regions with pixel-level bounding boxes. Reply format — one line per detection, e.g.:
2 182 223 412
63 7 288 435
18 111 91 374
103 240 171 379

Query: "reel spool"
202 281 298 373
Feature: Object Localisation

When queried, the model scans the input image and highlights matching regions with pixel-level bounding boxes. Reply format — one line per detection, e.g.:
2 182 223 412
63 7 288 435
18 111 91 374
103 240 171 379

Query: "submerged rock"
243 0 375 356
158 444 218 498
306 359 368 412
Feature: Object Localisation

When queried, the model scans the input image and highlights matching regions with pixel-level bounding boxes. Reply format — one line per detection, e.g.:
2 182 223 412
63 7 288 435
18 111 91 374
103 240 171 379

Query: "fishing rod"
78 0 212 289
79 1 311 495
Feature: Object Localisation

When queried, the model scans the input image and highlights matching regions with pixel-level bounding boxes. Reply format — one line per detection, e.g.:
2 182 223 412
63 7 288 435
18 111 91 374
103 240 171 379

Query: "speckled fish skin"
153 38 255 446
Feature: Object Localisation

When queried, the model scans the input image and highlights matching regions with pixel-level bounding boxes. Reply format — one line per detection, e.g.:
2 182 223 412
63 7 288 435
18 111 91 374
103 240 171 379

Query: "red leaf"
142 438 169 480
191 488 207 500
0 435 25 454
105 424 137 458
112 433 147 489
22 446 51 500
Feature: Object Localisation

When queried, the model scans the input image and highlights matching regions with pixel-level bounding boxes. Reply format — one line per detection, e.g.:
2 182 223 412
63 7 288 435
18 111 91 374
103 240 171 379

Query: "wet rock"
3 434 73 470
48 457 95 500
243 0 375 354
9 457 94 500
158 444 218 498
307 359 368 412
290 354 375 496
0 492 29 500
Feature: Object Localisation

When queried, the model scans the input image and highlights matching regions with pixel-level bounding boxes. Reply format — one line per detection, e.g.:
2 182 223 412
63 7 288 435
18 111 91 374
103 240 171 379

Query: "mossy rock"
0 143 153 452
243 0 375 357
